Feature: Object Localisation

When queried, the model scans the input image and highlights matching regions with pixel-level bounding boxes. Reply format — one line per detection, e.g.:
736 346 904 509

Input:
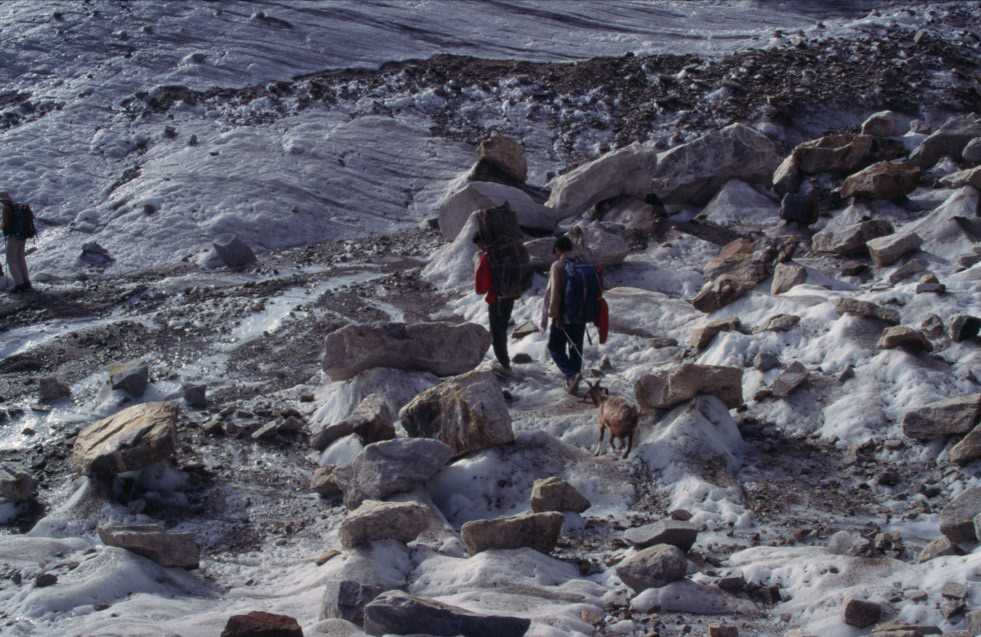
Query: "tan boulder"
771 262 807 295
530 477 590 513
902 394 981 440
460 511 563 555
938 166 981 190
950 425 981 466
878 326 933 353
338 500 432 548
860 111 911 137
478 135 527 183
72 402 177 476
835 298 900 325
547 142 658 216
840 161 920 201
867 232 922 267
793 134 905 175
635 364 743 411
99 524 200 568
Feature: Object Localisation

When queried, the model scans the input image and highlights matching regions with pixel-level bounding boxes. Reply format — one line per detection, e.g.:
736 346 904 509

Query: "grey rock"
771 361 808 398
310 466 342 497
212 234 257 269
949 315 981 342
0 463 36 501
836 298 900 325
753 352 780 372
902 394 980 440
79 242 114 266
963 137 981 164
842 597 881 628
867 233 922 267
460 511 563 555
323 322 490 381
970 611 981 637
339 500 431 548
181 384 206 409
363 591 530 637
399 371 513 455
939 166 981 190
437 180 556 241
530 477 590 513
623 520 699 553
760 314 800 333
889 258 927 284
320 544 409 626
311 393 395 451
616 544 688 592
861 111 910 137
99 524 200 569
793 134 905 175
107 358 149 397
657 580 758 615
635 364 743 411
812 219 894 256
71 402 177 476
35 573 57 588
910 113 981 168
334 438 453 509
939 486 981 545
771 262 807 295
780 191 817 226
38 376 71 403
690 318 742 350
546 142 658 217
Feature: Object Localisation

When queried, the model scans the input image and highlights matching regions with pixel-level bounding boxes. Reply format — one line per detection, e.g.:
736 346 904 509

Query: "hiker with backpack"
1 191 35 294
541 235 605 395
473 203 533 374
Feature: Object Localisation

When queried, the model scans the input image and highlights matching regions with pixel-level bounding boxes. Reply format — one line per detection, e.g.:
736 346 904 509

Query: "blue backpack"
563 258 601 324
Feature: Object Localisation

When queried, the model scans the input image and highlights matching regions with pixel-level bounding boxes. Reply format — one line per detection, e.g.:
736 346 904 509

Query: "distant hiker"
1 191 35 294
473 203 533 373
542 235 604 395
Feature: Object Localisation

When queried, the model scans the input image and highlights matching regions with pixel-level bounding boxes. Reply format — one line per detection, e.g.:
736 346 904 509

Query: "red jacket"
475 252 496 304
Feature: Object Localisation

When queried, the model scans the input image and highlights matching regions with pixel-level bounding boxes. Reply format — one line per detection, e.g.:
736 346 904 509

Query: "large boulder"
323 322 490 382
546 142 658 216
567 222 629 267
811 219 894 256
399 371 513 456
689 318 742 350
460 511 564 555
363 591 531 637
891 186 981 260
334 438 454 509
436 179 557 241
861 111 911 137
939 486 981 545
910 113 981 168
840 161 920 201
72 402 177 476
651 123 781 205
635 364 743 411
310 393 395 451
339 500 432 548
477 135 527 184
530 477 590 513
98 524 200 569
867 232 922 267
623 520 699 553
700 180 778 226
771 262 807 295
0 464 36 502
963 137 981 164
842 597 882 628
793 134 905 175
692 236 797 312
604 287 702 338
615 544 688 592
901 394 981 440
770 361 808 398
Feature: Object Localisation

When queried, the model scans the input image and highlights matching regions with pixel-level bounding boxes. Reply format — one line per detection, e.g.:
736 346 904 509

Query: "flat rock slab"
363 591 530 637
310 393 395 451
840 161 920 201
635 364 743 411
623 520 699 553
323 322 490 381
72 402 177 476
616 543 688 592
901 394 980 440
878 326 933 353
836 298 900 325
867 232 922 267
339 500 431 548
99 524 200 569
460 511 563 555
950 425 981 466
221 611 303 637
812 219 894 256
334 438 453 509
939 486 981 545
399 370 513 455
530 476 590 513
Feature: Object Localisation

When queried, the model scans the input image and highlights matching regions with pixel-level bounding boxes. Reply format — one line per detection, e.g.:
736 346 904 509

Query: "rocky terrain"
1 2 981 637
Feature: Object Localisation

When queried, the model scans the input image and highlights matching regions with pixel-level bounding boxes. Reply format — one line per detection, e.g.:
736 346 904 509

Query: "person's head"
553 235 573 256
472 231 487 250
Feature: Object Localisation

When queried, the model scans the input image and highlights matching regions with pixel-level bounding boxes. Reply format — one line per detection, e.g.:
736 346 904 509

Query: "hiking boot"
566 373 581 395
492 362 513 379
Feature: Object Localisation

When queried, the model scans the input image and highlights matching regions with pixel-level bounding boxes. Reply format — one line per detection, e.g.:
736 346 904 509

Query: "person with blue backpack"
542 235 603 395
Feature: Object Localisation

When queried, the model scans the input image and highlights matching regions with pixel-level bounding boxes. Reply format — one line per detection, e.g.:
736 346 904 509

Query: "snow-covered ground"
1 1 980 636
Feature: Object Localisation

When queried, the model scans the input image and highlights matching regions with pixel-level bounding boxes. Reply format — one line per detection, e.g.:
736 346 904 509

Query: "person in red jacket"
474 232 513 373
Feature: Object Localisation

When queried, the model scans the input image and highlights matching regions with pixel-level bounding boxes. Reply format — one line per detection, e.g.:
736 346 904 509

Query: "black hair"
472 232 485 245
553 235 573 253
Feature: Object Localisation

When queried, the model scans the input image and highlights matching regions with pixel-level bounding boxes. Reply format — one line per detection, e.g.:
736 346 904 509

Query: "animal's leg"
593 425 606 455
622 431 635 459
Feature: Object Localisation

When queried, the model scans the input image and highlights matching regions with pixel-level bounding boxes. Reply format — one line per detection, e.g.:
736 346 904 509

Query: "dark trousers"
488 299 514 368
548 322 585 379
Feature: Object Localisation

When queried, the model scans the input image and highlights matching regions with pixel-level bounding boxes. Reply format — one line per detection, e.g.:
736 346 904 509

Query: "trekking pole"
560 327 586 361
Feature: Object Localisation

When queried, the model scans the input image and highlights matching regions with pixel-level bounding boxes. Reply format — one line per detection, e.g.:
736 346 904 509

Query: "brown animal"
585 381 639 459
